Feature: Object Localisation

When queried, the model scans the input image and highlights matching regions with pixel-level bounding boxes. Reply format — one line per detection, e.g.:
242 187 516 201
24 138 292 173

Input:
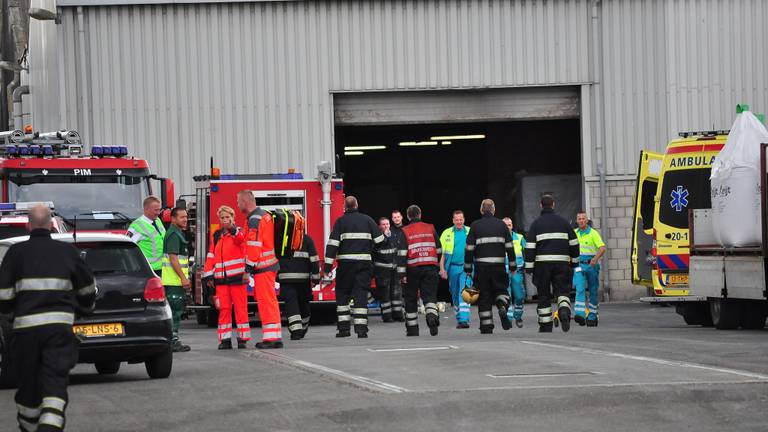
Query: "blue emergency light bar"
0 201 55 212
91 145 129 157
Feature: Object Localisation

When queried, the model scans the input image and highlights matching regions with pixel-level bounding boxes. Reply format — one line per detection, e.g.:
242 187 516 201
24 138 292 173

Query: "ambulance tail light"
144 277 165 303
651 229 658 266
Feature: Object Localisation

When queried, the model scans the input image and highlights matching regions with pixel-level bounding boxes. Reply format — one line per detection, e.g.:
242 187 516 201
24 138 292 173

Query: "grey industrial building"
20 0 768 300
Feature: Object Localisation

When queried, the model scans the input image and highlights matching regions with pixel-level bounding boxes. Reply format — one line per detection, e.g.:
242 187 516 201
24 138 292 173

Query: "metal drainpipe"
7 72 20 129
591 0 610 302
13 85 29 130
76 7 90 142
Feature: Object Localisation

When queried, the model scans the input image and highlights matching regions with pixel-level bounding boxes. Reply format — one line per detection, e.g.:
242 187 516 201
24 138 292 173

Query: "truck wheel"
195 310 208 325
207 309 219 328
679 303 713 326
740 302 767 330
709 299 740 330
145 346 173 379
95 361 121 375
0 318 17 389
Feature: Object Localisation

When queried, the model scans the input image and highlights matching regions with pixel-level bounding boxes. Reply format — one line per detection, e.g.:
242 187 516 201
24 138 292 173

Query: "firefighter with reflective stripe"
389 210 407 321
324 196 384 338
397 205 442 337
278 233 320 340
237 190 283 349
127 196 166 273
464 199 516 334
502 217 526 327
372 217 403 322
524 194 580 333
0 204 95 432
161 207 192 352
573 211 606 327
439 210 471 329
203 205 250 350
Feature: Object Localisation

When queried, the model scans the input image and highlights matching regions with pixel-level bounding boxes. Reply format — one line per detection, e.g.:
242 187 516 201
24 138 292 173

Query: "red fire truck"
0 129 176 232
190 161 344 325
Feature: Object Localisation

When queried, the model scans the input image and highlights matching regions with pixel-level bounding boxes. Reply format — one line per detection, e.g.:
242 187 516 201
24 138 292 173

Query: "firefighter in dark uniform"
0 204 96 432
463 199 516 334
278 233 320 340
524 194 580 333
324 196 384 338
372 217 402 322
397 205 442 336
389 210 407 321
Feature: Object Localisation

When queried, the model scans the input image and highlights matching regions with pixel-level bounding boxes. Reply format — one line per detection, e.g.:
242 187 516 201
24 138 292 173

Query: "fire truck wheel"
195 310 208 325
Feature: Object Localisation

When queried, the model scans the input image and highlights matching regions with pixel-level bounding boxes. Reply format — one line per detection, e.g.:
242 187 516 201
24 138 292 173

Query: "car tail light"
144 277 165 303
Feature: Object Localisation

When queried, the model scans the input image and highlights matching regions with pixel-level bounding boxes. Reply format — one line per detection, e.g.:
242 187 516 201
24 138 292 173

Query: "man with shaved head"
0 204 96 431
324 195 384 338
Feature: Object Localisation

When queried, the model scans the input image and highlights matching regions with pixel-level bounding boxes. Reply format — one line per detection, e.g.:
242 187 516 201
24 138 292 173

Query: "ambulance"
632 130 727 299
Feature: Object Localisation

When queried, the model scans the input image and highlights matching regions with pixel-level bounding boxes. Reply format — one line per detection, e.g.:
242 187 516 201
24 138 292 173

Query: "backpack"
270 209 305 258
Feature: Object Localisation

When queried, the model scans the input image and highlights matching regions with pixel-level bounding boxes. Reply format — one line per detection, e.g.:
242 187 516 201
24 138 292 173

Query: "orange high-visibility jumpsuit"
245 208 282 342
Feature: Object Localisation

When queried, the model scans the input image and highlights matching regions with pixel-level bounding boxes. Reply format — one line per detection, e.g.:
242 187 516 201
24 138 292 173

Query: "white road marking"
252 351 410 394
486 371 602 378
367 345 459 352
426 379 768 393
520 340 768 381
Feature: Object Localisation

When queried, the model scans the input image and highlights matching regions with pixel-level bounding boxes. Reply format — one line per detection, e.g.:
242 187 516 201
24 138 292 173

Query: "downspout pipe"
591 0 610 302
7 72 20 129
13 85 29 130
76 7 90 143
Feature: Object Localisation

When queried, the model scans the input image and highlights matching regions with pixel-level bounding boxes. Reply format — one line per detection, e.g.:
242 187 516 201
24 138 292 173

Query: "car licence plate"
667 274 689 285
73 323 124 338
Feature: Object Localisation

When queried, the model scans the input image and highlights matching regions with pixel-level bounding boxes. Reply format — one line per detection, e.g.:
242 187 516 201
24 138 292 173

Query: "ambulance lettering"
668 155 716 168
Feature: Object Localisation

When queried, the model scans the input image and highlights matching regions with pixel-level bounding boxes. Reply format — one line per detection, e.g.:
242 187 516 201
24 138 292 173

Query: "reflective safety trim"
475 257 505 264
424 302 437 310
535 255 571 262
479 311 492 318
327 239 340 246
219 331 232 339
373 235 385 244
340 232 372 240
237 323 251 329
262 250 275 257
480 319 493 325
324 257 335 265
218 323 232 330
353 318 368 325
310 256 319 262
311 273 321 280
536 232 569 241
392 300 403 305
406 320 419 327
408 241 436 249
557 296 571 305
407 256 438 265
203 270 215 278
0 287 14 301
39 412 64 429
396 266 407 273
374 262 395 269
207 253 215 259
247 241 263 247
495 295 509 304
214 268 245 278
588 303 599 310
338 315 351 322
397 250 408 256
525 242 536 249
524 262 534 269
16 278 73 292
14 311 74 329
279 273 311 279
538 315 553 323
475 236 505 245
405 313 418 319
288 323 304 331
538 307 553 315
569 239 579 246
465 245 475 251
337 305 350 312
351 308 368 315
571 258 580 264
263 323 281 330
293 251 309 258
18 418 37 432
262 331 282 341
337 254 371 261
246 259 257 266
378 248 397 254
380 302 392 307
219 258 246 267
504 242 513 248
16 403 41 419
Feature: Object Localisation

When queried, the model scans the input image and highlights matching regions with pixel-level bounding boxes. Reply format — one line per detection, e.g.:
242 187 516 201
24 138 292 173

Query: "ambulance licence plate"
667 274 689 285
73 323 124 337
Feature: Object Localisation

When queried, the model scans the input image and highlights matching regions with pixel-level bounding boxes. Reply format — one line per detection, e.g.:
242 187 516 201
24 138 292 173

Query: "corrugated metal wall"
26 0 768 192
31 0 591 193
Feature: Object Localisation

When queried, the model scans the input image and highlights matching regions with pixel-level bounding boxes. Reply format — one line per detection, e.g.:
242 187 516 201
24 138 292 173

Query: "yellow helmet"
461 287 480 305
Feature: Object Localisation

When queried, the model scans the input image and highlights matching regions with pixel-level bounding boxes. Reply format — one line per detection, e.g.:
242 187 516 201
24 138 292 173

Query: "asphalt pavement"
2 302 768 431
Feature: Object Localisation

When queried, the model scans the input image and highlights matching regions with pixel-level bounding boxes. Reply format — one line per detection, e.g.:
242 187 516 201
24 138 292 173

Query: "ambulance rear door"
631 150 663 286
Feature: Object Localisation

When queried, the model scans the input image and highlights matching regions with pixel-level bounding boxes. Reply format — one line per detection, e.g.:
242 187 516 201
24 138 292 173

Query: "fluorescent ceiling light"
399 141 438 147
441 141 452 145
429 134 486 140
344 151 364 156
344 145 386 151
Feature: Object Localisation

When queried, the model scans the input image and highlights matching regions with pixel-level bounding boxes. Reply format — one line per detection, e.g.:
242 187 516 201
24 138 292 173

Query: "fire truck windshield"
9 175 148 220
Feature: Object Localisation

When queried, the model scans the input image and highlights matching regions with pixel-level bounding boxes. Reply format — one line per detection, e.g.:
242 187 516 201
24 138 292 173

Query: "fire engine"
190 161 344 325
0 129 176 232
0 201 66 239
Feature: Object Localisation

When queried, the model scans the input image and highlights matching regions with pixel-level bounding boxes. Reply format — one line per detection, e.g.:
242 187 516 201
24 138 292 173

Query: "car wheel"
95 361 121 375
195 310 208 326
145 345 173 379
0 318 17 389
709 299 740 330
206 309 219 328
740 302 767 330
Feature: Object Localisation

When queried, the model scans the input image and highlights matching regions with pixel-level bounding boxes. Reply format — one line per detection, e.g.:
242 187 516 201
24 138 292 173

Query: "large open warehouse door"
334 87 582 231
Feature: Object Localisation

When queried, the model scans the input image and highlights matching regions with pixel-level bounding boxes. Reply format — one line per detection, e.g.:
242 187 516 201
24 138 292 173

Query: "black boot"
218 339 232 350
290 332 303 341
498 305 512 330
426 315 439 336
586 318 598 327
456 322 470 329
336 329 351 338
515 319 524 328
237 338 247 349
357 332 368 338
406 326 419 337
538 323 553 333
382 313 394 323
172 339 191 352
480 325 493 334
255 341 284 349
574 315 587 326
559 307 571 333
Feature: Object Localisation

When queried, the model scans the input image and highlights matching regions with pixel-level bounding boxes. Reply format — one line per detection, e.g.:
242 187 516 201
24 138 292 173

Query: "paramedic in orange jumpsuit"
203 205 251 350
237 190 283 349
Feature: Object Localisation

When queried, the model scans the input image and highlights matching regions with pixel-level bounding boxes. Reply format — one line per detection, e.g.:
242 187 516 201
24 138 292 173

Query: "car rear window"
78 242 152 275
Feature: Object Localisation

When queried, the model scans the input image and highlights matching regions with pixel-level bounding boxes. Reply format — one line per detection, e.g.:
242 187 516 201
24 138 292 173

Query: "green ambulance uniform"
162 224 190 339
